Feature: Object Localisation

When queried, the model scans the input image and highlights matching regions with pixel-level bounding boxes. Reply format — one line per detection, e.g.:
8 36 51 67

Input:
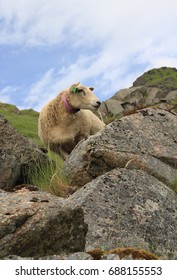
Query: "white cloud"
1 0 177 48
23 50 144 110
24 69 58 110
1 0 177 109
0 86 19 104
152 57 177 69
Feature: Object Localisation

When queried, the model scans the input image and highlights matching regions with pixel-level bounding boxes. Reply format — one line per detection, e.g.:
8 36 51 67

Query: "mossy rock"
133 67 177 92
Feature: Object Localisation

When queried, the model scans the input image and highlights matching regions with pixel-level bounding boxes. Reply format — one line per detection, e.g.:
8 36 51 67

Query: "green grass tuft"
24 150 72 197
0 102 73 196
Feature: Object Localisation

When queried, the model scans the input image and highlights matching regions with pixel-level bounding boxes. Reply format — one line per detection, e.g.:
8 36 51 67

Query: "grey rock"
164 90 177 102
102 253 141 260
102 254 121 260
3 252 93 260
67 168 177 259
144 87 165 104
113 86 147 104
100 99 124 116
0 103 20 114
100 85 177 118
3 255 33 260
0 115 47 190
64 108 177 187
67 252 93 260
0 189 87 258
38 252 93 260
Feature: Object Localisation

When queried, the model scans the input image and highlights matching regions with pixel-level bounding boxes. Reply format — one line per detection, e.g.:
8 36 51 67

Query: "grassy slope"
133 67 177 91
0 102 41 146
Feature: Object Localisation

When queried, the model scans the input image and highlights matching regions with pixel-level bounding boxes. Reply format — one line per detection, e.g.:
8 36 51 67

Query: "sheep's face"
68 83 101 110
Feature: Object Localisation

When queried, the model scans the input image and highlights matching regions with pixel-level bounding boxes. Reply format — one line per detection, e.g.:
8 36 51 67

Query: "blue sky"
0 0 177 111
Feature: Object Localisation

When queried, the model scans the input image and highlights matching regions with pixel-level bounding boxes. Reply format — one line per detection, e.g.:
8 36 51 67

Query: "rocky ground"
1 107 177 260
1 67 177 260
99 67 177 120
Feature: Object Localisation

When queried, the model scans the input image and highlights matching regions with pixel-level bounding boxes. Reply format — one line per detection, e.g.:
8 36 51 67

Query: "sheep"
38 82 105 159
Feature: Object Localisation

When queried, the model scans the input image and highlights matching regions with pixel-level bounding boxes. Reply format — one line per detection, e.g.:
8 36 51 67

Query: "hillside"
0 102 41 145
133 67 177 92
100 66 177 122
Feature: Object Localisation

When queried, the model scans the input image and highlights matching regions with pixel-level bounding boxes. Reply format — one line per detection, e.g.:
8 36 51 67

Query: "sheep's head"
68 82 101 110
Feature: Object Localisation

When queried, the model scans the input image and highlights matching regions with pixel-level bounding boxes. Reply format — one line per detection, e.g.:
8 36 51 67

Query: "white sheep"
38 83 105 159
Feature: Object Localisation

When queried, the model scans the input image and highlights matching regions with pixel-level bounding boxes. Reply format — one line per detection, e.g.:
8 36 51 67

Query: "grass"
0 102 41 146
24 150 73 197
103 113 120 124
0 102 73 197
133 67 177 91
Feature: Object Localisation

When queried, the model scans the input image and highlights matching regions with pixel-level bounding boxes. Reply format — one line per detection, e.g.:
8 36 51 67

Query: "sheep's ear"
71 82 80 88
89 86 94 91
70 82 80 93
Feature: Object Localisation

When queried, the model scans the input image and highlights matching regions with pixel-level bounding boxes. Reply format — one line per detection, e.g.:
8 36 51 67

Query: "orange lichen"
109 247 159 260
87 247 159 260
86 248 104 260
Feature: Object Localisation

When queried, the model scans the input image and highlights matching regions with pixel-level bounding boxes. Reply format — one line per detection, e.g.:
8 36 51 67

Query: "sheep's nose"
96 100 101 107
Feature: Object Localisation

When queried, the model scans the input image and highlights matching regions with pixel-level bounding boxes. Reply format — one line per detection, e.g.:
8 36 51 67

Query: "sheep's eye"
78 89 86 95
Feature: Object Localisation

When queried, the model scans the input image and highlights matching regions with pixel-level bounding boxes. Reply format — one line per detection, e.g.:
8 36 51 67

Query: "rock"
3 255 32 260
0 189 87 258
133 67 177 92
67 252 93 260
164 90 177 103
101 247 159 260
0 115 47 190
0 102 20 114
99 73 177 118
102 254 121 260
99 86 146 117
3 252 94 260
67 168 177 259
100 99 124 116
37 252 93 260
64 108 177 188
113 86 147 103
39 252 93 260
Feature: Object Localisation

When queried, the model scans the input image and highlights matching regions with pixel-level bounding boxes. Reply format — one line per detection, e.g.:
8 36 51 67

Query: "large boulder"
100 99 124 117
99 85 177 117
64 108 177 188
113 86 165 105
67 168 177 259
0 115 47 190
0 189 87 258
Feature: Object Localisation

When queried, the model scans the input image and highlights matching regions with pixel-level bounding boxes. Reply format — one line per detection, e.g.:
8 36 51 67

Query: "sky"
0 0 177 111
